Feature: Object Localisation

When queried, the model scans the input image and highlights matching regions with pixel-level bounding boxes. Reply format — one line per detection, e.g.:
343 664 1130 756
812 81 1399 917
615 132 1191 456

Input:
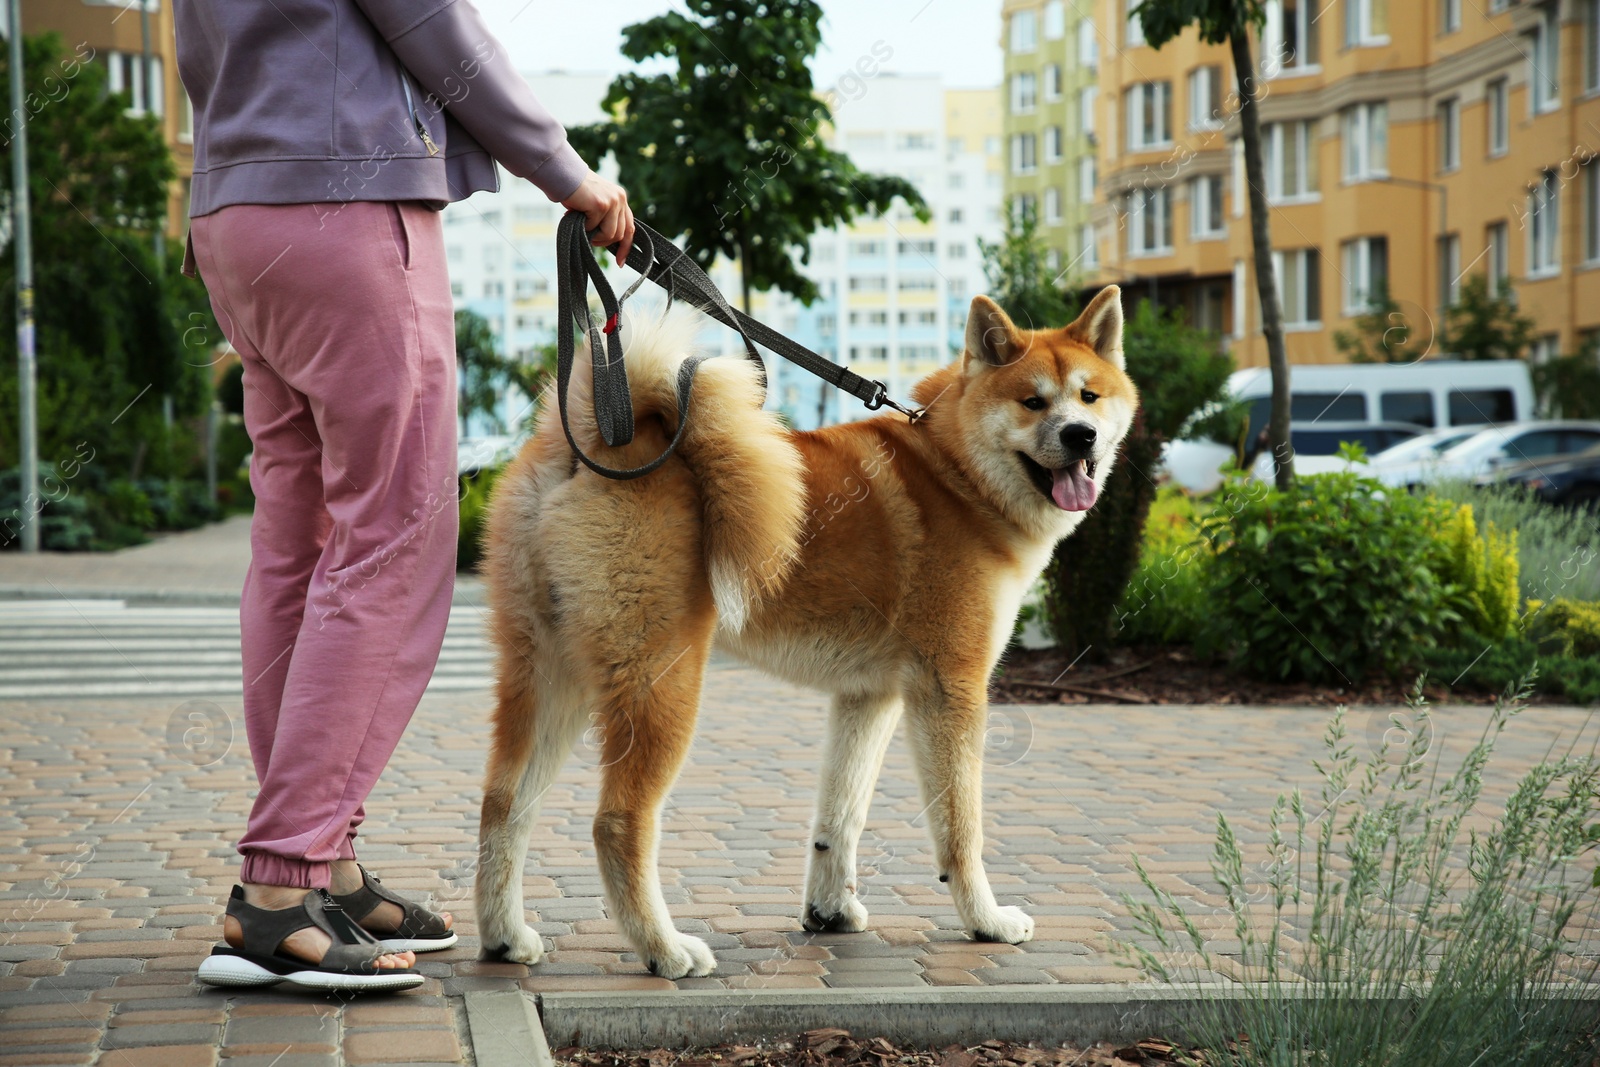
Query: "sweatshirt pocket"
385 202 413 271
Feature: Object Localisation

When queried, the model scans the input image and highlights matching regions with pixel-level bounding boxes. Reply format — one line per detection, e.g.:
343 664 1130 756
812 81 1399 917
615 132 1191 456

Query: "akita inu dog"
475 288 1137 978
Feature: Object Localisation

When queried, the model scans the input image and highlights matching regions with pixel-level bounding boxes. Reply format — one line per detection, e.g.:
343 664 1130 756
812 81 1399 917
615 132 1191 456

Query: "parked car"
1372 421 1600 488
1367 427 1482 467
1484 442 1600 509
1251 422 1426 480
1163 360 1535 492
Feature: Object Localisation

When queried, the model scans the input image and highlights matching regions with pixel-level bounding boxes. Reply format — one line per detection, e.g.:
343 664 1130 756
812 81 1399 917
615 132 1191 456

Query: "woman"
175 0 632 992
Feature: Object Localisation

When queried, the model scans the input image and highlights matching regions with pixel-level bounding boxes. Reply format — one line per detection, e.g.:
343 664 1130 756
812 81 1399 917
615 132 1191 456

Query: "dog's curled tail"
590 307 808 631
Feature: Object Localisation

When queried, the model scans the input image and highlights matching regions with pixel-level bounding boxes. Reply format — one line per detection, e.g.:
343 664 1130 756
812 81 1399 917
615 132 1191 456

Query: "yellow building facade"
1068 0 1600 368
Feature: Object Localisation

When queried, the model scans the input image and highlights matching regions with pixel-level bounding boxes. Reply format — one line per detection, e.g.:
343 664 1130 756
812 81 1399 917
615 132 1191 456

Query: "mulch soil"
557 1030 1197 1067
989 645 1514 707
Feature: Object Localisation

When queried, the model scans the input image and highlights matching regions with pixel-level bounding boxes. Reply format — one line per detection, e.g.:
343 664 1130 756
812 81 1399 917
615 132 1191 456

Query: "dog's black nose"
1059 423 1097 453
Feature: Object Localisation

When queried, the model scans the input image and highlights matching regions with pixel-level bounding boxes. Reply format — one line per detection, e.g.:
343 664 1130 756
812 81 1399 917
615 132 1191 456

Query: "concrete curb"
532 984 1600 1050
536 986 1216 1049
465 990 554 1067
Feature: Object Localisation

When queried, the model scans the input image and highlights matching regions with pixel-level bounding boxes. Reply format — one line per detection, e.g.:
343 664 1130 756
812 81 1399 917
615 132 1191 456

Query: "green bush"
1425 636 1600 705
1434 503 1519 641
457 466 500 573
1426 480 1600 603
1115 486 1209 644
1114 676 1600 1065
1195 468 1458 683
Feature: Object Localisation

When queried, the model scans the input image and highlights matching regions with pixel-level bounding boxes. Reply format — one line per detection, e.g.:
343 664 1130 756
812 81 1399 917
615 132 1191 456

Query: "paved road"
1 641 1596 1064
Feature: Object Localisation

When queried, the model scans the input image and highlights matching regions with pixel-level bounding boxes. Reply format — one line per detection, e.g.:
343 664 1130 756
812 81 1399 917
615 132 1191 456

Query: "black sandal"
197 886 424 992
330 864 458 953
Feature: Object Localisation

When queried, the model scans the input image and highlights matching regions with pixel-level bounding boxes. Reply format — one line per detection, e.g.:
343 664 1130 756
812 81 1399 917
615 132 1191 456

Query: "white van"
1164 360 1536 492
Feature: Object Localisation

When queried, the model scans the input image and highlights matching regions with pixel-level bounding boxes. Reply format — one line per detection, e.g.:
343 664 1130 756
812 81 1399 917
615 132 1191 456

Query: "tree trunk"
1229 30 1294 490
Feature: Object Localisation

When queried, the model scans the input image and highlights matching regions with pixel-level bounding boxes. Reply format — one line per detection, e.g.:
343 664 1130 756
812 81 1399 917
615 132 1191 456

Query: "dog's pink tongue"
1051 463 1097 511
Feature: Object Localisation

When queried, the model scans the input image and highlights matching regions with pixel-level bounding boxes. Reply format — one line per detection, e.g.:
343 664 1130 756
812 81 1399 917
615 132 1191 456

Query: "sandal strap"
225 885 388 972
330 865 451 940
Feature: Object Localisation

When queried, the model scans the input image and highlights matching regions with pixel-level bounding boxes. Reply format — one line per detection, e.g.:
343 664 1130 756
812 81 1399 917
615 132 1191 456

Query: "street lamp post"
8 0 38 553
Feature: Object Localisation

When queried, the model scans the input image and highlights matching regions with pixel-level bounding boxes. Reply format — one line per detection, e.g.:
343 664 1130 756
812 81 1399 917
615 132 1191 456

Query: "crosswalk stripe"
0 600 496 699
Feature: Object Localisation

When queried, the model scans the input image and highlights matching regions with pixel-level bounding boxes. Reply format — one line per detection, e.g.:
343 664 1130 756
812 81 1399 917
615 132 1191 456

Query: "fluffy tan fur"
475 290 1137 978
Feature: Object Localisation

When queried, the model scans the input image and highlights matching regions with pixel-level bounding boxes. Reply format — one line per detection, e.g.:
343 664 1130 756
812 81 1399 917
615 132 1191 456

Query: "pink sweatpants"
190 201 458 889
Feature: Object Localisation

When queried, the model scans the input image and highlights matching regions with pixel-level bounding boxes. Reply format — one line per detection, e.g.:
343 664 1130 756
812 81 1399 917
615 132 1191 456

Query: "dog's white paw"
644 932 716 980
484 923 546 965
970 905 1034 945
802 893 870 933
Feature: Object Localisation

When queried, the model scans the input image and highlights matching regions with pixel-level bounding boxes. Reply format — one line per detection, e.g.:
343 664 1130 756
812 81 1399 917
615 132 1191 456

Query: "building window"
1126 81 1172 150
1341 102 1389 181
946 242 967 259
1079 156 1097 202
1191 174 1226 238
1342 236 1389 314
898 276 938 292
1044 0 1066 39
1010 72 1037 114
1486 77 1509 158
106 51 165 116
851 239 884 256
1044 64 1062 101
1265 0 1320 72
1441 0 1459 34
1273 249 1322 327
1045 186 1062 224
898 239 937 257
1586 160 1600 263
1437 97 1459 173
1529 169 1560 277
1126 0 1146 47
1010 133 1037 174
1530 335 1560 364
1530 6 1560 114
848 276 888 292
1127 185 1174 256
1586 0 1600 93
1079 86 1099 136
1045 125 1063 162
1079 223 1099 269
948 207 965 224
1010 9 1037 53
1344 0 1388 48
1486 221 1509 296
1265 120 1317 200
1078 19 1099 70
178 91 193 144
1188 66 1224 131
1438 233 1460 309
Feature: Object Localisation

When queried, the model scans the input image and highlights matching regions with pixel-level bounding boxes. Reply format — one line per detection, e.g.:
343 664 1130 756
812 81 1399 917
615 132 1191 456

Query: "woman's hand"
562 172 635 266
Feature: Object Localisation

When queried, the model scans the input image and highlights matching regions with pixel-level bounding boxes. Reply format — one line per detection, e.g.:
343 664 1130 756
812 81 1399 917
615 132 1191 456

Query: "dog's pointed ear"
964 295 1022 372
1066 285 1125 370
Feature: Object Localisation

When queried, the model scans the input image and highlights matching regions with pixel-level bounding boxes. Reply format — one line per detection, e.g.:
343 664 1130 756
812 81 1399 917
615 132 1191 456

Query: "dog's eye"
1081 390 1099 405
1020 396 1048 411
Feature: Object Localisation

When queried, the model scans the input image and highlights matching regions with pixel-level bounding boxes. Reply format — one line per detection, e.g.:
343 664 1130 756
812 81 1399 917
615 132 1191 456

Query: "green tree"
1042 301 1236 661
979 201 1076 330
1137 0 1293 489
1442 273 1535 362
1331 281 1417 363
1531 338 1600 420
567 0 926 313
0 34 211 487
455 310 560 435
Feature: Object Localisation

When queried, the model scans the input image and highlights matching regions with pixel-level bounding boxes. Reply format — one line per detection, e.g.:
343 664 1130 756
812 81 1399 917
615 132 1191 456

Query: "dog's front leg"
903 669 1034 945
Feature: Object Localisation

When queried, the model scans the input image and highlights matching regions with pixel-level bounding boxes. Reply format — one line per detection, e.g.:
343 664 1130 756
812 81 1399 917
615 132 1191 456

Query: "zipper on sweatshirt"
400 72 440 157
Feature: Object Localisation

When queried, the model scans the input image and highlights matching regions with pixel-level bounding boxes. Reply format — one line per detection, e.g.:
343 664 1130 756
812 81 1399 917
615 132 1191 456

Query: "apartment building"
1014 0 1600 373
22 0 191 238
774 76 1005 428
1000 0 1101 277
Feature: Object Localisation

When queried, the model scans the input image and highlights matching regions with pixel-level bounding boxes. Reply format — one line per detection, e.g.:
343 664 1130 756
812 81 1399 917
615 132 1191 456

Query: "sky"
473 0 1003 91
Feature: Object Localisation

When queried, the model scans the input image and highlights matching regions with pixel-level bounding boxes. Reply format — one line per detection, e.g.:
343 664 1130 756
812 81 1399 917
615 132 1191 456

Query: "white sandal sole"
376 931 459 954
197 954 425 992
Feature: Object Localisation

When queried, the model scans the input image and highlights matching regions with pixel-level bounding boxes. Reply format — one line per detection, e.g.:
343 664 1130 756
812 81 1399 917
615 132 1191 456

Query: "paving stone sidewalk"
1 664 1596 1065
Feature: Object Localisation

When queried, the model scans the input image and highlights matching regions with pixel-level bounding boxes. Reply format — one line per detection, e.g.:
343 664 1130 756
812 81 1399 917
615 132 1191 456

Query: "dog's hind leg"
475 661 587 964
902 668 1034 945
590 640 717 980
802 689 902 933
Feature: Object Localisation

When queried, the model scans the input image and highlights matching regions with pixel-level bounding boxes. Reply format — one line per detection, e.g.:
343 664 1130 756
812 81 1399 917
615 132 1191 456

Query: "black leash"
554 210 923 481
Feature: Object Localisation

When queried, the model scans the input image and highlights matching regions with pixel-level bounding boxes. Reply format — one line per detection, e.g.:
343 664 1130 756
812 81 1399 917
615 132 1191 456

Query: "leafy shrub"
1524 598 1600 658
1426 480 1600 603
457 466 500 572
1115 487 1209 644
1194 469 1458 683
0 468 96 550
1435 504 1519 640
1425 636 1600 705
1113 676 1600 1065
